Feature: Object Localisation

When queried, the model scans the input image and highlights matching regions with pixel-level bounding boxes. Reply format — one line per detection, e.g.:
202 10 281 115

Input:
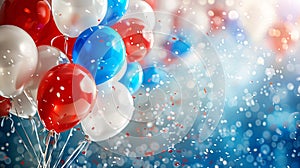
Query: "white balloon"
25 45 70 102
10 92 36 118
52 0 107 37
81 82 134 142
123 0 155 30
0 25 38 98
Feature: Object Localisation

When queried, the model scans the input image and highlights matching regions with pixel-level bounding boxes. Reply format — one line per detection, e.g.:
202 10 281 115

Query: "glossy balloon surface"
81 82 134 142
0 0 51 42
37 64 97 133
73 26 125 84
52 0 107 37
100 0 129 26
0 25 38 98
123 0 155 30
25 45 70 102
10 92 37 118
0 96 11 117
119 62 143 94
112 18 154 62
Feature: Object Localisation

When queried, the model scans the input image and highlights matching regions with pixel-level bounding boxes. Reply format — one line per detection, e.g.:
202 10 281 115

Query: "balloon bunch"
1 0 225 164
0 0 156 166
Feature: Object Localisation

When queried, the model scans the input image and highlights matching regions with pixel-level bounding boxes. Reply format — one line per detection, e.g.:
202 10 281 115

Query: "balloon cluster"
0 0 154 139
0 0 225 162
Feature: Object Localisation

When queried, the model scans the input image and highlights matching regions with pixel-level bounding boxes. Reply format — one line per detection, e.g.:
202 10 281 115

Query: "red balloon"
37 64 97 133
0 0 51 42
0 96 12 118
112 18 154 62
36 16 76 62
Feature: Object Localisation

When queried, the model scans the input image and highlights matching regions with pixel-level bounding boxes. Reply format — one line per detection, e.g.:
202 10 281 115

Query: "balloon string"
17 116 41 164
23 90 37 108
82 139 90 156
43 131 53 168
61 139 89 168
9 117 15 133
50 35 64 46
0 115 15 133
0 118 4 127
53 129 73 168
30 118 44 163
64 36 69 55
45 133 59 167
14 127 38 165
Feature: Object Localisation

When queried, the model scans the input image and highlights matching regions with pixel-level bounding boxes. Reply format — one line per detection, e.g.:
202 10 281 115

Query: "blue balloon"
142 66 168 90
73 26 125 85
164 35 191 56
100 0 129 26
120 62 143 94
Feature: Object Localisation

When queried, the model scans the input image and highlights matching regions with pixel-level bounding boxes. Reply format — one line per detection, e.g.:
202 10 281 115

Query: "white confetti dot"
287 83 294 90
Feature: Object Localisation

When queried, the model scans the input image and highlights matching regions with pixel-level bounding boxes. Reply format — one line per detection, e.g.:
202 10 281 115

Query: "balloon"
0 0 51 42
123 0 155 30
36 16 76 61
37 64 97 133
25 45 70 102
142 66 168 90
112 18 154 62
0 25 38 98
100 0 129 26
73 26 126 85
119 62 143 94
10 92 36 118
81 82 134 142
164 35 191 57
52 0 107 37
111 59 127 81
0 96 11 117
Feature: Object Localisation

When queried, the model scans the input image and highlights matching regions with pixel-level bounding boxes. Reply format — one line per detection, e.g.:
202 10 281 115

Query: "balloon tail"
17 117 41 164
53 129 73 168
50 35 64 46
0 118 4 127
1 116 15 133
61 137 90 168
64 36 69 55
23 90 37 108
10 123 15 133
8 114 14 128
82 138 90 156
